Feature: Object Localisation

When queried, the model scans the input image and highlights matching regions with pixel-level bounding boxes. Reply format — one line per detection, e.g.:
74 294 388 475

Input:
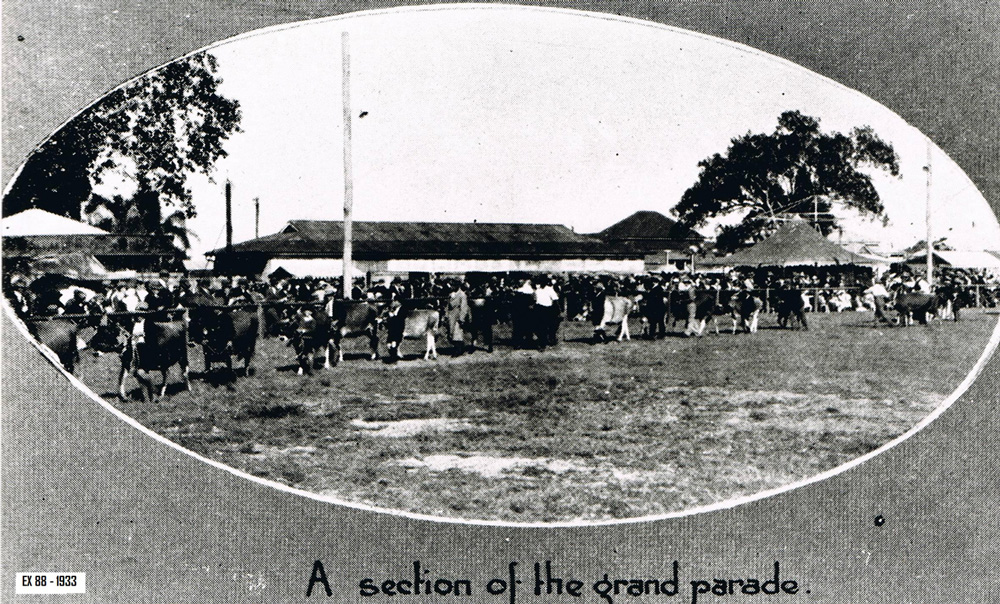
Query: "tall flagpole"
341 31 354 300
925 137 933 288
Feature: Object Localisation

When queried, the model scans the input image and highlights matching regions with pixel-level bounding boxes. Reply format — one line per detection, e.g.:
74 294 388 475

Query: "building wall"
259 257 644 278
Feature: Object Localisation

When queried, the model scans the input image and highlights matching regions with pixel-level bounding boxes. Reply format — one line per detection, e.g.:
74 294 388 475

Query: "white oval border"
4 3 999 528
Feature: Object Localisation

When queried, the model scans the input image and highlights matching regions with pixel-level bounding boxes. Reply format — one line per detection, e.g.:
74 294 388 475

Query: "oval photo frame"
4 4 1000 526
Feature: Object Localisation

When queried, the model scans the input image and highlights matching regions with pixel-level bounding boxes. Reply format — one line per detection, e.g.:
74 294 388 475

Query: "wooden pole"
925 138 934 288
225 180 233 251
341 31 354 300
254 197 260 238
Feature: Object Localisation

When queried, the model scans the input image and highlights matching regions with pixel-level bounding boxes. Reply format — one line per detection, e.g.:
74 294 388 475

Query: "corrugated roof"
905 250 1000 269
209 220 637 260
719 220 875 267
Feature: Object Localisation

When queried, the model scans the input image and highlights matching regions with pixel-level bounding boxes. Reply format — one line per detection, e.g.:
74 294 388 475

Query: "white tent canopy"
2 209 110 236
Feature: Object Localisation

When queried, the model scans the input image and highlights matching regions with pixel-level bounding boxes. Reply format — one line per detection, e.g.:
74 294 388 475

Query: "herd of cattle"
20 285 958 400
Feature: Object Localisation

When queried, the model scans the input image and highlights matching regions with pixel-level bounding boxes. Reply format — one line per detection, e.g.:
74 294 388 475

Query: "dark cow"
280 301 378 373
199 308 259 376
728 290 764 334
118 320 190 400
329 300 380 364
29 318 80 373
467 296 497 353
87 313 127 354
667 289 721 336
894 292 939 326
281 307 335 375
775 289 808 330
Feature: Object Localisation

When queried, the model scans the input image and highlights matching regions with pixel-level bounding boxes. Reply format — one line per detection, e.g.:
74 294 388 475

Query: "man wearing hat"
445 280 471 356
645 276 667 339
383 293 406 363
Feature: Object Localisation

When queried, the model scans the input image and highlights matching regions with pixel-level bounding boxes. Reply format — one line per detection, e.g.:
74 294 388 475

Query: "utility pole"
925 138 934 288
254 197 260 238
341 31 354 300
225 180 233 251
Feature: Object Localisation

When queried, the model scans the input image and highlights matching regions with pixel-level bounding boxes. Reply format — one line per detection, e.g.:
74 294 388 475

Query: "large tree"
3 51 241 249
673 110 900 253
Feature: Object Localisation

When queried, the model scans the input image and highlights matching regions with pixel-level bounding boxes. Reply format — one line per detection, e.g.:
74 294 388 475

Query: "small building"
593 210 705 253
2 209 181 273
591 210 706 272
903 250 1000 272
207 220 644 278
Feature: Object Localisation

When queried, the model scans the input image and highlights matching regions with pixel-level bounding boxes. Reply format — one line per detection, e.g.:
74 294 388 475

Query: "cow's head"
202 311 236 357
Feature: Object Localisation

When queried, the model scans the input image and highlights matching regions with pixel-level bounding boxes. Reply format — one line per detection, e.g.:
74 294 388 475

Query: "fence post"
257 303 265 339
975 284 981 308
764 287 770 313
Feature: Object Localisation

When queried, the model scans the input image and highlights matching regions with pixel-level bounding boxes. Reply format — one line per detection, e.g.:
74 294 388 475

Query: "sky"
89 5 1000 265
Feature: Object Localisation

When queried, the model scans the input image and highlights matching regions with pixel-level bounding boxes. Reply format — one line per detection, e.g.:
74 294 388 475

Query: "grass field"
75 309 996 523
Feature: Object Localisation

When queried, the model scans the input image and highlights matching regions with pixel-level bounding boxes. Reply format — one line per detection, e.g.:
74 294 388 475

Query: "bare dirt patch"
351 418 475 438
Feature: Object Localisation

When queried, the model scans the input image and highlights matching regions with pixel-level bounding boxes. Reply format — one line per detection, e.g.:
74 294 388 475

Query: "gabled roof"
595 211 704 243
720 220 876 267
2 209 110 236
209 220 637 260
904 250 1000 270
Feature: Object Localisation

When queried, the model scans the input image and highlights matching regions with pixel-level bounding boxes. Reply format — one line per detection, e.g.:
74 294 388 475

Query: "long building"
207 220 644 278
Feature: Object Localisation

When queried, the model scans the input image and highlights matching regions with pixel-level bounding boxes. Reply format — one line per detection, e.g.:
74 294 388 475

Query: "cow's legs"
138 373 152 402
118 363 130 400
158 369 169 398
618 318 630 341
181 358 190 391
425 331 438 360
749 311 759 333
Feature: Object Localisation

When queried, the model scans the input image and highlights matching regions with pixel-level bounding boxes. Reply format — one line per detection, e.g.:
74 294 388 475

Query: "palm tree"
84 189 194 255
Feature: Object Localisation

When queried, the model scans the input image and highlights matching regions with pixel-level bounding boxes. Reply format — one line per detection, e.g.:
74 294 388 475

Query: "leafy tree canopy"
673 110 900 254
3 52 241 249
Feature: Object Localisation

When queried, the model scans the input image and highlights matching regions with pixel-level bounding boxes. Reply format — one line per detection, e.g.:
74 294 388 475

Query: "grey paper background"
2 2 998 602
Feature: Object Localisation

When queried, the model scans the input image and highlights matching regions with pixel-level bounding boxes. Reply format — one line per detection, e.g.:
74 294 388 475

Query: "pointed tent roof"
2 209 110 237
596 210 703 242
720 220 876 267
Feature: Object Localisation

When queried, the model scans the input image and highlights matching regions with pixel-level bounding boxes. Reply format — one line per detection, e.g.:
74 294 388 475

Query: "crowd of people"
5 265 1000 355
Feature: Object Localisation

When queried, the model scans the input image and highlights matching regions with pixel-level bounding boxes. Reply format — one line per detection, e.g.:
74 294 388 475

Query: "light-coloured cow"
385 307 440 361
595 295 635 342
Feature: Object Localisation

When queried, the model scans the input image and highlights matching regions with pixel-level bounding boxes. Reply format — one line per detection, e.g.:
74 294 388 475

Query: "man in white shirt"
864 280 893 326
512 278 535 348
533 278 560 349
